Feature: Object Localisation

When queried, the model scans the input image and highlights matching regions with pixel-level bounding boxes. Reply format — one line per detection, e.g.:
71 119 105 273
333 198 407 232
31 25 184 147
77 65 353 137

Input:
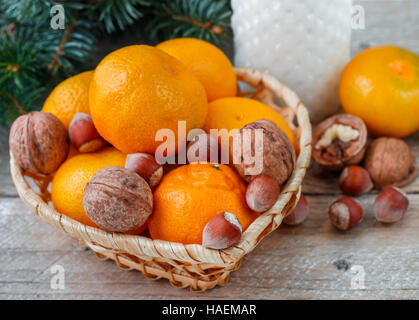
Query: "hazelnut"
186 133 219 163
69 112 106 153
83 166 153 232
339 165 373 196
246 174 281 212
231 119 295 185
202 212 242 249
283 194 309 225
125 153 163 188
374 186 409 223
328 197 364 231
9 111 69 175
364 137 417 189
312 114 367 171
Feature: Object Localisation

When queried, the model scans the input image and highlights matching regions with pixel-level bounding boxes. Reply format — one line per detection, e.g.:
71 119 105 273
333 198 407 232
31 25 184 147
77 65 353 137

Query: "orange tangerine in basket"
203 97 296 150
148 163 260 245
51 147 126 227
157 38 237 102
89 45 208 155
42 71 93 129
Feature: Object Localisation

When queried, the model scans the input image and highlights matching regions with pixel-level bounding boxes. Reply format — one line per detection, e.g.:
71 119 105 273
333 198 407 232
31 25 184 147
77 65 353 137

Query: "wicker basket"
10 68 312 292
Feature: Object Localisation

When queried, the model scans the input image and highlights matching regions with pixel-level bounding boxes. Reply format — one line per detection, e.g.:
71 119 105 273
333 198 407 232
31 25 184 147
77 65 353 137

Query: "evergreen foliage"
0 0 232 126
147 0 231 46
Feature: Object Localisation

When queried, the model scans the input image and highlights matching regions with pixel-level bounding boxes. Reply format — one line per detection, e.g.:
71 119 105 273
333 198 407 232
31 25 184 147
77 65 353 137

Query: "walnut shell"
231 119 295 185
365 137 417 189
83 166 153 232
9 111 69 175
312 114 367 171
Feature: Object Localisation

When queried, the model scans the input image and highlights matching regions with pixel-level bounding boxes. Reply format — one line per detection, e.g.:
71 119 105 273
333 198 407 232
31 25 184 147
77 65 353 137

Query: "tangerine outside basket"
10 68 312 292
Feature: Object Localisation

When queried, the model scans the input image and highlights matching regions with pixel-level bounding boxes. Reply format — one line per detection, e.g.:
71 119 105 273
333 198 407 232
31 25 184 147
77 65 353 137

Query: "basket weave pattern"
10 68 312 291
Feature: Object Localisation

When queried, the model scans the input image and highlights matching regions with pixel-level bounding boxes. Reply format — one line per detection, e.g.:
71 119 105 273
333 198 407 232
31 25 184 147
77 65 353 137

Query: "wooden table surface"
1 1 419 299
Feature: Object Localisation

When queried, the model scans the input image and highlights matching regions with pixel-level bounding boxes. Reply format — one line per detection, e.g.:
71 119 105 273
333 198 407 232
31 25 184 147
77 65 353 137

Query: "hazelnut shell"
339 165 373 196
328 197 364 231
374 186 409 223
9 111 69 175
125 153 163 188
202 212 242 249
69 112 106 153
283 194 309 225
364 137 417 189
246 174 281 212
312 114 367 171
83 166 153 232
231 119 295 185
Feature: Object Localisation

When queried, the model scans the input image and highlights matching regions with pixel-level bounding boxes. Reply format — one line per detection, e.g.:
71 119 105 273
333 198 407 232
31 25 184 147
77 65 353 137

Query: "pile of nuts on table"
307 114 416 231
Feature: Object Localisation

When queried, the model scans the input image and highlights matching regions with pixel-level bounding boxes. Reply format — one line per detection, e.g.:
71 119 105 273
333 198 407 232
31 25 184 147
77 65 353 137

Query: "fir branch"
1 0 87 25
147 0 232 47
90 0 150 34
48 22 74 71
0 25 46 125
3 90 26 115
0 86 43 126
36 18 96 77
1 0 53 25
0 26 44 89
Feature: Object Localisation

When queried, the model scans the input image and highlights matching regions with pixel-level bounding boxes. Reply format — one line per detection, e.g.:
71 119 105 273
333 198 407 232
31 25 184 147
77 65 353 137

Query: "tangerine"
340 46 419 138
89 45 208 154
51 147 126 227
204 97 295 148
148 163 259 245
42 71 93 129
157 38 237 102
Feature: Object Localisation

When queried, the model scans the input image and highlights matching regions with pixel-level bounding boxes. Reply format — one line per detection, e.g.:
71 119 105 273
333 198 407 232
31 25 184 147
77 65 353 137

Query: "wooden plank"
1 194 418 299
0 151 18 198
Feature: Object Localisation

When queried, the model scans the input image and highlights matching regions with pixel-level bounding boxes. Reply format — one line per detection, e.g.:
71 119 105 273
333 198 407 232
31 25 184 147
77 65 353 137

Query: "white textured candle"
232 0 353 122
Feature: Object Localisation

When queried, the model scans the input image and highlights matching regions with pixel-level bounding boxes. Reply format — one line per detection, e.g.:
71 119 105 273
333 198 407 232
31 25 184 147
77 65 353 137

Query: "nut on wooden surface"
83 166 153 232
374 186 409 223
312 114 367 171
9 111 69 175
365 137 417 189
328 197 364 231
339 165 373 196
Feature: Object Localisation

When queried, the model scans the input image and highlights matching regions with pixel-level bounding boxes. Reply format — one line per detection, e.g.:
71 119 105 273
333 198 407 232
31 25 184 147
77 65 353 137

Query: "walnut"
230 119 295 185
9 111 69 175
83 166 153 232
312 114 367 171
364 137 417 189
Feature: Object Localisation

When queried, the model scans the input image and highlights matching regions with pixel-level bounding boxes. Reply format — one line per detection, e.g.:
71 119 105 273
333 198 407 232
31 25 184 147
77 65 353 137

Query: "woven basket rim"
10 67 312 268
